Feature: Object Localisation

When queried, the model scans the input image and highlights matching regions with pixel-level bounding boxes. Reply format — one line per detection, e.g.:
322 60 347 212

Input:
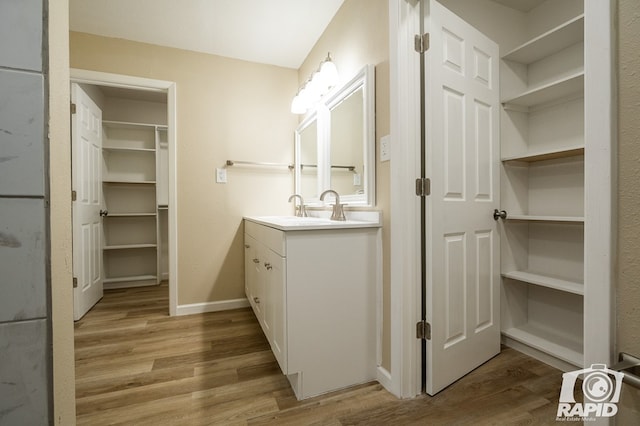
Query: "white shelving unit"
102 120 165 288
499 4 586 369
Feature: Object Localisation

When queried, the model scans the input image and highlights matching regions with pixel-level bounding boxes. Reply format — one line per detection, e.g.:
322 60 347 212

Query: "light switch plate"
353 173 361 186
216 168 227 183
380 135 390 162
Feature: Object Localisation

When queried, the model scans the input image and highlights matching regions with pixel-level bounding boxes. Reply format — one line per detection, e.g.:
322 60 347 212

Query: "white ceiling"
69 0 345 69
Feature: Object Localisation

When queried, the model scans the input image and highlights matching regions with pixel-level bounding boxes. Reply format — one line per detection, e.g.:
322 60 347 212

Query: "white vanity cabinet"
244 217 381 400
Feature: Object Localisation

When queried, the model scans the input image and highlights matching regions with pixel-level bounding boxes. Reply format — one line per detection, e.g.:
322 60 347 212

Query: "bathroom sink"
244 215 381 231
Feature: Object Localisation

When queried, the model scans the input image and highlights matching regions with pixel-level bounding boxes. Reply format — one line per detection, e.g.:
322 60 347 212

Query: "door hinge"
417 320 431 340
73 277 78 288
416 178 431 197
70 102 77 115
71 190 77 201
415 33 430 53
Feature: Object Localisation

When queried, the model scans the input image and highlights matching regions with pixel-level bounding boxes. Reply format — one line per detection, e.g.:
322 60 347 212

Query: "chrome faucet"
320 189 346 221
288 194 308 217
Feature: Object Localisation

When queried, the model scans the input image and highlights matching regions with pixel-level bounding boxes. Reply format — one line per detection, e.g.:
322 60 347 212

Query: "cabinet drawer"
244 220 286 257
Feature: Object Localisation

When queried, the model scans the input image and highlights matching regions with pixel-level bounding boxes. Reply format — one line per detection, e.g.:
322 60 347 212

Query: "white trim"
376 365 394 392
388 0 422 399
583 0 616 367
70 68 180 317
176 298 250 316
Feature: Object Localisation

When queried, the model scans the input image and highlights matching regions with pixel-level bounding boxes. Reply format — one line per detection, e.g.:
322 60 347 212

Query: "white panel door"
423 0 500 395
72 83 104 320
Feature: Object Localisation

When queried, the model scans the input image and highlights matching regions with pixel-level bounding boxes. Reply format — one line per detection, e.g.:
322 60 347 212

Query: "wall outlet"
380 135 390 162
353 173 362 186
216 168 227 183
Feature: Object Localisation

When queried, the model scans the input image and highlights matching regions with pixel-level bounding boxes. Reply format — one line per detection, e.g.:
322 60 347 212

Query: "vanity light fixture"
291 52 339 114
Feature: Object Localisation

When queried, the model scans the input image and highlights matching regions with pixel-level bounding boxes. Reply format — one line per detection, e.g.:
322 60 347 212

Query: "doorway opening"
70 69 178 318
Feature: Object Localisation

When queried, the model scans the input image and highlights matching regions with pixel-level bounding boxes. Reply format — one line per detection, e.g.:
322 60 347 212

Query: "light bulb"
320 53 339 88
291 94 306 114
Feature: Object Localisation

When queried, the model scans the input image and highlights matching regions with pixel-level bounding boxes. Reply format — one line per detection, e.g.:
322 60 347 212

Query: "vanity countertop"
244 214 381 231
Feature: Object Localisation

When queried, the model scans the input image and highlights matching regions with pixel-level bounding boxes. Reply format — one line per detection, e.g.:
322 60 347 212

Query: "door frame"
387 0 616 398
70 68 179 316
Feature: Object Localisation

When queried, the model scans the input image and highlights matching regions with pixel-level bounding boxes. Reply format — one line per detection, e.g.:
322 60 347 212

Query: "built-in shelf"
103 120 160 129
506 215 584 223
158 205 168 210
103 244 157 250
502 147 584 163
104 275 158 284
105 213 157 218
503 15 585 65
502 325 583 367
502 72 584 109
103 146 156 153
103 180 157 185
502 270 583 295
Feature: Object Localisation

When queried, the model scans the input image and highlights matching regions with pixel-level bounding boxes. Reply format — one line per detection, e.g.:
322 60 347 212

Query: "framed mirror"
294 65 375 206
294 111 320 201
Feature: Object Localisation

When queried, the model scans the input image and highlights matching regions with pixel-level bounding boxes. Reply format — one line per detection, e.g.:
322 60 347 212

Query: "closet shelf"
105 212 157 217
506 215 584 223
502 15 584 65
103 180 157 185
103 146 156 153
103 243 157 250
501 147 584 163
502 72 584 109
104 275 158 284
103 120 163 129
502 270 583 295
502 324 583 367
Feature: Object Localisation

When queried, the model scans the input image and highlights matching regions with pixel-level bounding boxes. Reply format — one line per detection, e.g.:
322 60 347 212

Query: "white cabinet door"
265 249 287 372
72 83 104 320
423 0 501 395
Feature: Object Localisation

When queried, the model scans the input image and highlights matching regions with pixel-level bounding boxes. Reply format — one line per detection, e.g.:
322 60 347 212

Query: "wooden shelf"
502 147 584 163
502 270 583 295
502 72 584 109
103 146 156 153
506 215 584 223
502 324 583 367
503 15 584 65
103 244 157 250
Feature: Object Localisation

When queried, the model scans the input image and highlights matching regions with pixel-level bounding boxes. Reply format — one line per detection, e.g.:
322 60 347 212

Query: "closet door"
71 83 104 320
422 0 500 395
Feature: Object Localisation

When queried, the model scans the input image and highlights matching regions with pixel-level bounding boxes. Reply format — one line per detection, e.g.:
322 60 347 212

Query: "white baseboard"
377 366 395 395
176 298 250 316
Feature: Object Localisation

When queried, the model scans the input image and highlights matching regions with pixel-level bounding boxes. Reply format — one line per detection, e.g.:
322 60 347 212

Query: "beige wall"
70 33 298 305
618 0 640 419
617 0 640 359
299 0 391 371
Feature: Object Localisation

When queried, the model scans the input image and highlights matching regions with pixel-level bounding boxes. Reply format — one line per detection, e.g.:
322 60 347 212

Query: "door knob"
493 209 507 221
99 209 109 217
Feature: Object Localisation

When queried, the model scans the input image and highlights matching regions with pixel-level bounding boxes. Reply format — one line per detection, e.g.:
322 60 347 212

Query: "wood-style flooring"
75 283 566 425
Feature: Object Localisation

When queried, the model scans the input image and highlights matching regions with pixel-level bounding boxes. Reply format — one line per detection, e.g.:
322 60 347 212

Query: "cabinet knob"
244 244 250 249
264 262 273 270
253 258 260 263
493 209 507 221
253 297 260 304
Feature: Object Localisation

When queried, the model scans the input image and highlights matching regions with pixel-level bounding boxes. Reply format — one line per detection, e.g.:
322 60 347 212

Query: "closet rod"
226 160 294 170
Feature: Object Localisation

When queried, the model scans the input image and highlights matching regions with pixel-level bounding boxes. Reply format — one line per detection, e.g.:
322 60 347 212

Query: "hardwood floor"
75 283 566 425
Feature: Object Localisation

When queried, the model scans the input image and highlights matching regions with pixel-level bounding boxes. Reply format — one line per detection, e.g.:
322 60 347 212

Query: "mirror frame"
294 65 375 207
